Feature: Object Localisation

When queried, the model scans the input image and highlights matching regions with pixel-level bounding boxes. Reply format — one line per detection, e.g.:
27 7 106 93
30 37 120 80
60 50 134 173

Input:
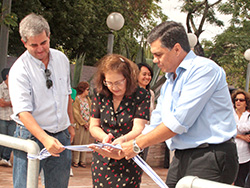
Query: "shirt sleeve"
164 64 226 134
0 84 3 98
9 64 33 117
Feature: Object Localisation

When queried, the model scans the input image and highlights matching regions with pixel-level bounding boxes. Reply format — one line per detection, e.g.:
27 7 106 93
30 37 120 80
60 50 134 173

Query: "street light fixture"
106 12 125 54
244 49 250 91
187 33 198 49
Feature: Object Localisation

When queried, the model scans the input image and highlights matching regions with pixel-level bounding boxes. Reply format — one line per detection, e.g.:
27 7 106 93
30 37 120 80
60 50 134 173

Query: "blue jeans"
0 119 16 160
13 125 71 188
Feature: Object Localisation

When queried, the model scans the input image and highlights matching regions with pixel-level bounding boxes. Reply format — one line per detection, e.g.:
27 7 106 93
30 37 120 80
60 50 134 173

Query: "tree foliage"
180 0 225 56
203 21 250 90
201 0 250 90
0 1 18 29
219 0 250 25
7 0 167 65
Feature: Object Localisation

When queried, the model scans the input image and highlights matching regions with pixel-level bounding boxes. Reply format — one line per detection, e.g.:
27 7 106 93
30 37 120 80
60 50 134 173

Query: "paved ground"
0 164 168 188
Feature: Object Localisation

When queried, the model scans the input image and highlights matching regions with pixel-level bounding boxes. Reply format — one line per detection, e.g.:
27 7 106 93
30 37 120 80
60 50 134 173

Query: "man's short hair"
147 21 191 53
19 13 50 43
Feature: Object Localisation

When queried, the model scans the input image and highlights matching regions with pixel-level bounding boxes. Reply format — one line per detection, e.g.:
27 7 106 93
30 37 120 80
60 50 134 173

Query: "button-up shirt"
143 50 236 150
234 110 250 164
0 81 13 121
9 49 72 133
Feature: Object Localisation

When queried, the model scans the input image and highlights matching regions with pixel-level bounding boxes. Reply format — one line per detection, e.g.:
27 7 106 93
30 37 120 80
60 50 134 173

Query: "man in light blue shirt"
9 13 75 188
122 21 238 187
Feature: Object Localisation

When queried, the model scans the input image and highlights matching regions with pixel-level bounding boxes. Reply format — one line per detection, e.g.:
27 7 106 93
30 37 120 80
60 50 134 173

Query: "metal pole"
245 63 250 92
0 134 40 188
0 0 12 82
107 32 114 54
176 176 241 188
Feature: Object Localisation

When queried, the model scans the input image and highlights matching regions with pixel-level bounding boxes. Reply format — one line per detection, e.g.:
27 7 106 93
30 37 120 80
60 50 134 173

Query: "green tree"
219 0 250 25
0 0 17 80
0 1 17 27
203 21 250 90
201 0 250 90
8 0 167 65
180 0 225 56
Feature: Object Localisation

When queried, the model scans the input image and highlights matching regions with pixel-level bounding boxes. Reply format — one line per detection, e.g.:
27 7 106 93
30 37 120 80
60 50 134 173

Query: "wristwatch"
133 139 143 154
70 123 76 128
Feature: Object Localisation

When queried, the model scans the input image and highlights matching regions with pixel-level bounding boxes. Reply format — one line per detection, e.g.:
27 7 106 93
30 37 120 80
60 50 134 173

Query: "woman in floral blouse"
72 81 91 168
89 54 150 187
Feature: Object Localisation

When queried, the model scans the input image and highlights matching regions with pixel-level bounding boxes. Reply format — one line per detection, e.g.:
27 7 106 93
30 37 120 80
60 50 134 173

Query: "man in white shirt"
9 13 75 188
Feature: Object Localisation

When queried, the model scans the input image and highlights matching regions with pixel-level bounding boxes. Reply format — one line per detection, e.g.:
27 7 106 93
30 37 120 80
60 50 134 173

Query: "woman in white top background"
232 89 250 187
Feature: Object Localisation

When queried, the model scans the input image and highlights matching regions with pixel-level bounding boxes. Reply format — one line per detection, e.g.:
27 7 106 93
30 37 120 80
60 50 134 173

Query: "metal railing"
176 176 242 188
0 134 40 188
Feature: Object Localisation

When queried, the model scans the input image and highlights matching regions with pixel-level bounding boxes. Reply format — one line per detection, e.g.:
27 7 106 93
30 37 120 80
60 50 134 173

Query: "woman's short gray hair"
19 13 50 42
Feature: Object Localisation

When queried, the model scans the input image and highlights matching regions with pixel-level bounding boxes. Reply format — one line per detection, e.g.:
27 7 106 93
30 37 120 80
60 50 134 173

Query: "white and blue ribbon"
27 143 168 188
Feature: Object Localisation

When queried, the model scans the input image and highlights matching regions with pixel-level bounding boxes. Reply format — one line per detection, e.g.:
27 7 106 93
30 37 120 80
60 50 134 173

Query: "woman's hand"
88 145 125 160
102 133 114 144
237 134 250 142
243 134 250 143
112 135 126 145
84 123 90 130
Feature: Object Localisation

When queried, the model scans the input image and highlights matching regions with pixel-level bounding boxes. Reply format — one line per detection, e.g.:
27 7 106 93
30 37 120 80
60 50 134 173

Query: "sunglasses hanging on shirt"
45 69 53 89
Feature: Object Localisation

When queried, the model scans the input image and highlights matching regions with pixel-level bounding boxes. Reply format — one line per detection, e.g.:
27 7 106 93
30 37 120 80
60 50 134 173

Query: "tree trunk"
0 0 12 82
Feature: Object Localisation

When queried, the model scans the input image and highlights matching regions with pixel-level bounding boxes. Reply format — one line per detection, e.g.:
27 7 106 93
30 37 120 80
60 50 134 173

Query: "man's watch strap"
133 139 143 154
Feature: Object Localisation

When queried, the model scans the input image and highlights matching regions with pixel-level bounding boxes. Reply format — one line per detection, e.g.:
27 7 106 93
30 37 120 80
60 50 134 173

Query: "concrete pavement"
0 164 168 187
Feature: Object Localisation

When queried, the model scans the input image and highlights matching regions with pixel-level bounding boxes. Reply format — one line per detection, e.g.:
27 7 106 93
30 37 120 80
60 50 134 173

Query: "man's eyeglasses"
234 98 246 102
45 69 53 89
103 78 126 88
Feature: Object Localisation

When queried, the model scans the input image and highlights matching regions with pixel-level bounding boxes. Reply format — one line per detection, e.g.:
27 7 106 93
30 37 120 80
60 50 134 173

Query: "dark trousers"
164 145 170 169
234 161 250 187
166 140 239 188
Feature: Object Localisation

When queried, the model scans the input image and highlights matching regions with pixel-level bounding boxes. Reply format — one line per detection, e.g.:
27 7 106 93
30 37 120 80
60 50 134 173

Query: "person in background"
72 81 91 168
9 13 75 188
89 54 150 187
0 68 16 167
137 63 155 161
232 89 250 187
137 63 155 116
71 87 77 101
69 87 77 177
121 21 238 188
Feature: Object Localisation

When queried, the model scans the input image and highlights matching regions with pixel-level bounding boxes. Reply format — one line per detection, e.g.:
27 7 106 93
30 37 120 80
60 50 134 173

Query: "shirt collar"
26 49 52 69
165 50 197 79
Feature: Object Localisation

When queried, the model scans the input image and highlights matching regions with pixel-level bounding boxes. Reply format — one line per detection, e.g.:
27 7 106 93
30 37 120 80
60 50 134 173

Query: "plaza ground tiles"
0 164 168 187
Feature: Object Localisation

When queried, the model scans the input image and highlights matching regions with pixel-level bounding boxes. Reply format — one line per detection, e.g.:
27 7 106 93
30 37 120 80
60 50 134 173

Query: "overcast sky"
159 0 232 41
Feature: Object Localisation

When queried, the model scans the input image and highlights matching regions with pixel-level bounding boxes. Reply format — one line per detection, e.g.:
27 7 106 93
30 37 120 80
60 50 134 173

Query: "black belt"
196 137 235 149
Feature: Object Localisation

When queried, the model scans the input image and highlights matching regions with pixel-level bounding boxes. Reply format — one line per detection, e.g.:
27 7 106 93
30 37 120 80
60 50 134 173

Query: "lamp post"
244 49 250 92
187 33 198 49
106 12 125 54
